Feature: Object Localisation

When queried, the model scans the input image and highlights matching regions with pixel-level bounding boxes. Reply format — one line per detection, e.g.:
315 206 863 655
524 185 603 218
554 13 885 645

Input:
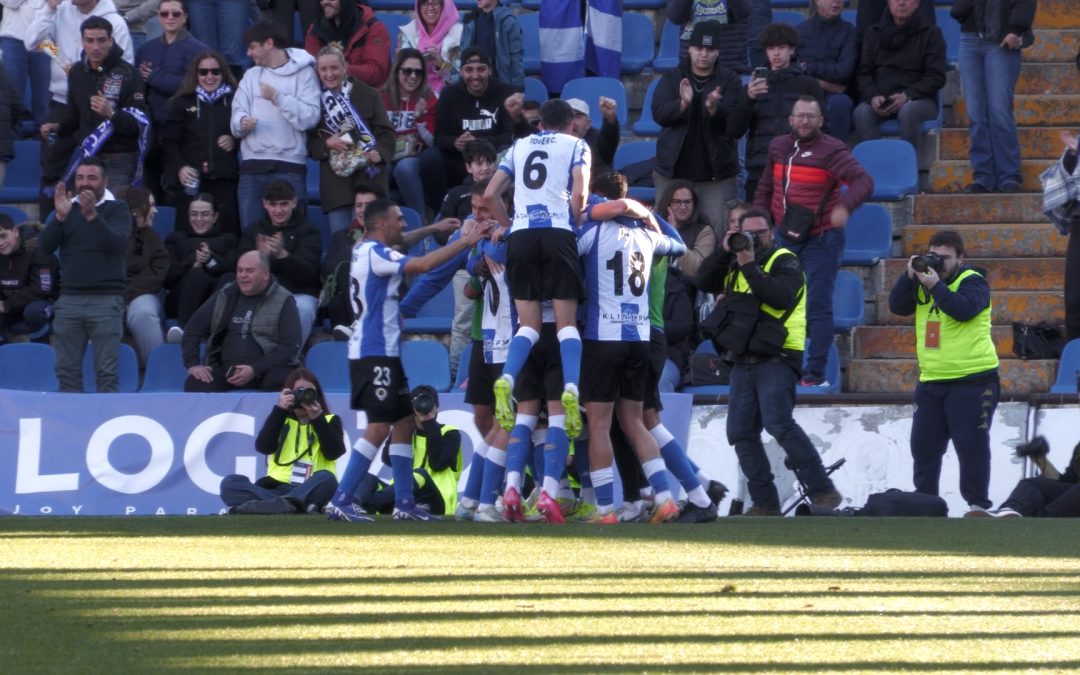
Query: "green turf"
2 517 1079 673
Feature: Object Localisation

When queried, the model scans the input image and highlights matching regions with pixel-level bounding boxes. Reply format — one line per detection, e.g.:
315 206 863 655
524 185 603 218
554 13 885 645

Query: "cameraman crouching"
696 210 842 515
354 385 464 517
967 437 1080 518
220 368 345 514
889 231 999 513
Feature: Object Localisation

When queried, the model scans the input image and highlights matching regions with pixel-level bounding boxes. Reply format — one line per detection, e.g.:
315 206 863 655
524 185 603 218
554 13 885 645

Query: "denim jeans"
327 206 353 235
958 33 1022 190
392 156 427 221
185 0 252 67
294 293 318 348
852 97 938 151
783 227 844 379
726 359 835 511
824 93 854 143
219 469 338 510
53 294 125 392
0 36 51 127
236 169 308 231
125 293 163 367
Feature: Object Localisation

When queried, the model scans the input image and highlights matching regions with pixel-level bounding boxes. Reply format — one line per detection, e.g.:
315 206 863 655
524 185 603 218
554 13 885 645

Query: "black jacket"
584 118 619 174
653 63 743 180
237 209 323 297
665 0 753 73
727 65 824 173
254 405 347 464
950 0 1035 45
164 222 237 288
856 12 948 103
159 90 239 188
0 68 28 161
0 225 60 314
55 44 147 155
433 79 516 157
797 14 860 89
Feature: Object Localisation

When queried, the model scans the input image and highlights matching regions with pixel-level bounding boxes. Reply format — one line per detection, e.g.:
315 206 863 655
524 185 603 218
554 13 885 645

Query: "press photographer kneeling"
219 368 345 514
967 436 1080 518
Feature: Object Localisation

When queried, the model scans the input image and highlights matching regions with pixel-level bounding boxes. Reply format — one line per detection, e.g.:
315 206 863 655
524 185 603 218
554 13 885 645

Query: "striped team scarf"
585 0 622 79
539 0 585 93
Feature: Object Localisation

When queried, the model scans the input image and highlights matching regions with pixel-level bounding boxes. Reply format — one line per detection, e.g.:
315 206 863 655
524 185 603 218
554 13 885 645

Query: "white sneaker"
166 326 184 343
333 324 353 341
991 507 1022 518
473 505 503 523
616 502 643 523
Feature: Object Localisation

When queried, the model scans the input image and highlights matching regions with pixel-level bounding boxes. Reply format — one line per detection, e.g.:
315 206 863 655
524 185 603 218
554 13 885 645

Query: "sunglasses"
399 67 423 77
158 9 183 17
198 68 222 76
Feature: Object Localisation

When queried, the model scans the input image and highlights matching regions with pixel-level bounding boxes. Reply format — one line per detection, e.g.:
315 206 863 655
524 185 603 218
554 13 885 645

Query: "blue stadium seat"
401 206 429 256
519 12 541 75
152 205 176 241
936 7 960 68
0 205 30 225
832 270 866 331
306 159 321 205
680 340 730 397
1 140 43 203
305 341 350 393
523 76 548 104
624 0 665 8
841 9 856 24
82 343 140 392
376 11 411 49
307 204 330 255
1049 339 1080 394
0 343 59 391
141 343 188 392
621 13 655 75
561 77 628 127
632 77 662 137
842 204 893 265
852 140 918 201
614 140 657 202
403 281 454 333
796 342 841 394
521 0 540 9
369 0 414 9
877 91 944 136
771 0 812 6
454 341 471 390
654 20 680 71
773 10 805 25
402 339 452 392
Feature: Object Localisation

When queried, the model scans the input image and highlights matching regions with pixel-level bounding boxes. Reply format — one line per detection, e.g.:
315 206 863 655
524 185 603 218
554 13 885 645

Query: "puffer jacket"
55 43 146 155
305 2 391 89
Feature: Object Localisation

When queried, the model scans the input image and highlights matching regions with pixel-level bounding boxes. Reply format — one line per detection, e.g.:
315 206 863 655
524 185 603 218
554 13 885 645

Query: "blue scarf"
45 108 152 198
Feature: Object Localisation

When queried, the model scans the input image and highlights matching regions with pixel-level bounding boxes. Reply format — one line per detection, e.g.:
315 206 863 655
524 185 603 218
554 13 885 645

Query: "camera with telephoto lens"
1014 436 1049 458
412 389 436 415
728 231 751 253
911 251 945 275
291 387 317 408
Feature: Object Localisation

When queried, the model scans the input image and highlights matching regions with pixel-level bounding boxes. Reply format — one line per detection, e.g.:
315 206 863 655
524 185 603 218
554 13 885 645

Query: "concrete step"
880 257 1062 291
1014 63 1080 95
846 358 1057 395
948 95 1080 127
937 127 1074 161
872 291 1064 325
1035 0 1080 29
913 193 1046 224
1027 30 1080 63
902 223 1066 258
927 158 1055 193
852 325 1017 359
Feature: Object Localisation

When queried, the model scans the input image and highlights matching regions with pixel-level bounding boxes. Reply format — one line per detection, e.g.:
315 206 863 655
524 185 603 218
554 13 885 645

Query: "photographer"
968 437 1080 518
888 230 999 513
220 368 346 514
353 385 464 517
695 209 842 516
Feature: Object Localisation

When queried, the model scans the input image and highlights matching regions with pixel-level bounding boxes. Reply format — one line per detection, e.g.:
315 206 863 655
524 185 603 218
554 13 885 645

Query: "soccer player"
326 199 491 522
484 98 591 438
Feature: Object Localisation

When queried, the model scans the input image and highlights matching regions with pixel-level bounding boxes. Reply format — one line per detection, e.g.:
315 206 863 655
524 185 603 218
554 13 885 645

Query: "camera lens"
729 232 750 253
413 393 435 415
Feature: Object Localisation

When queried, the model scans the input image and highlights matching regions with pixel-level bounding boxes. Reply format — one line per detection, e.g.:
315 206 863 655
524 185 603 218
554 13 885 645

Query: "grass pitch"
2 517 1079 673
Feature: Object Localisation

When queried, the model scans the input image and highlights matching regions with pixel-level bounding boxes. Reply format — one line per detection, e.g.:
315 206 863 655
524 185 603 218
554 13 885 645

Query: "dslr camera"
911 251 945 275
728 231 751 253
1014 436 1049 458
411 386 437 415
291 387 317 408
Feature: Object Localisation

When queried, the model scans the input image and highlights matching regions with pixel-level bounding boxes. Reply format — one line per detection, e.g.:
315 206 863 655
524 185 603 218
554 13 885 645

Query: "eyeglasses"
419 0 442 6
400 67 423 77
670 199 694 207
158 9 183 17
790 113 822 121
198 68 222 76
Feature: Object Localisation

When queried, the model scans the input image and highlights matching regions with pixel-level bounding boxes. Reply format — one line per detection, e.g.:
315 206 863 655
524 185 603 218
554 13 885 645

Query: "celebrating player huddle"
329 99 723 525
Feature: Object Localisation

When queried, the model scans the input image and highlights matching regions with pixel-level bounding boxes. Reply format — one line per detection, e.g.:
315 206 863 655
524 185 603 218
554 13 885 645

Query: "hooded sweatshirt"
230 47 322 167
25 0 134 104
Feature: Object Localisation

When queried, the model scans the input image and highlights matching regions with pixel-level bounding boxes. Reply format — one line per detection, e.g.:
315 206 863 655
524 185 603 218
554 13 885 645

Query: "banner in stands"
0 391 693 516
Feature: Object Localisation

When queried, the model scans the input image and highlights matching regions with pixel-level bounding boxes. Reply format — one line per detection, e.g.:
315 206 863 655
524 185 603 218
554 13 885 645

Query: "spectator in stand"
382 48 438 221
728 23 823 201
662 264 697 393
1047 131 1080 341
420 46 515 214
159 50 240 235
321 187 381 340
652 21 743 234
185 0 250 77
1 0 51 130
457 0 523 90
182 249 301 392
122 187 168 367
304 0 390 89
397 0 461 95
237 179 322 348
114 0 159 54
566 97 619 176
656 179 716 280
438 138 495 222
951 0 1035 194
855 0 934 34
665 0 753 73
852 0 947 160
307 45 395 234
273 0 319 47
755 95 873 388
0 69 27 186
163 193 237 342
232 20 321 231
522 100 541 129
0 215 59 343
797 0 859 141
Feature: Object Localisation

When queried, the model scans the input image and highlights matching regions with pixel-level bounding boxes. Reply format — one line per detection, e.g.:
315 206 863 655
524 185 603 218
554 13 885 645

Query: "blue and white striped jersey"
498 130 590 233
348 239 410 359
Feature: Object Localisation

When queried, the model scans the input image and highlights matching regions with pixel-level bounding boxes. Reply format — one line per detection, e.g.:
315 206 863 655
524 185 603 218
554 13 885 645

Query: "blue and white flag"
585 0 622 79
539 0 585 94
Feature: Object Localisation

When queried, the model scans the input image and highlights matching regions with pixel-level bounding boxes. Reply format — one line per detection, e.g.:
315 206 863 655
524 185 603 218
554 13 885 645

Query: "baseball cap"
460 46 492 67
566 98 590 117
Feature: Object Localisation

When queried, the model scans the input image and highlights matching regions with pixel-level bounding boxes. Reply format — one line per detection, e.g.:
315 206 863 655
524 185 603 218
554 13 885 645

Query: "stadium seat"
796 342 841 394
935 7 960 68
454 341 471 390
832 270 866 331
81 343 140 392
771 0 812 6
842 204 893 265
403 281 454 333
401 206 429 256
305 341 350 393
152 205 176 241
402 339 452 392
1049 339 1080 394
141 343 188 392
614 140 657 203
376 11 411 47
519 12 541 74
680 341 730 397
521 0 540 9
877 91 944 136
0 205 30 225
306 159 321 205
308 204 331 255
523 76 548 103
773 10 805 25
0 343 59 391
624 0 665 8
1 140 43 203
632 78 662 137
369 0 414 9
561 77 628 127
620 13 655 75
852 140 918 201
841 9 856 24
654 20 680 71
